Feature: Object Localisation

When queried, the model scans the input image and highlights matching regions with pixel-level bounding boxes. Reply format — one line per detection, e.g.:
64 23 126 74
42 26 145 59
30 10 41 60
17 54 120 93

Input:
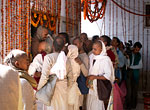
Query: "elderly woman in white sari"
0 64 23 110
86 40 115 110
67 45 81 110
4 49 37 110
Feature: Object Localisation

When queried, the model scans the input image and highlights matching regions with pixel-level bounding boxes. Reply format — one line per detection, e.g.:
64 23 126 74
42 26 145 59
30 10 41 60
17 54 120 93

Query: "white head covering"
93 40 107 59
89 40 115 83
50 51 67 80
67 45 80 81
67 45 78 59
4 49 26 67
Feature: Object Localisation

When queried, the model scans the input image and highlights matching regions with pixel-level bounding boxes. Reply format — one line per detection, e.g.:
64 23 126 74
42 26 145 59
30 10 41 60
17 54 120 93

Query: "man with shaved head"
38 36 73 110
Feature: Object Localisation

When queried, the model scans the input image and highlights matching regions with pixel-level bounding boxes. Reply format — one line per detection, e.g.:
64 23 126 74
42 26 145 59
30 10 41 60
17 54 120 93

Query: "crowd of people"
0 26 143 110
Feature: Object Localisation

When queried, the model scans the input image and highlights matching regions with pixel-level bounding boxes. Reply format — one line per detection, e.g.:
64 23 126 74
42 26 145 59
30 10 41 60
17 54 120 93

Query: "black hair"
92 35 99 42
94 40 102 49
73 37 82 42
133 42 142 49
58 32 70 45
53 37 64 52
113 37 120 46
80 33 88 40
100 35 111 46
80 33 88 37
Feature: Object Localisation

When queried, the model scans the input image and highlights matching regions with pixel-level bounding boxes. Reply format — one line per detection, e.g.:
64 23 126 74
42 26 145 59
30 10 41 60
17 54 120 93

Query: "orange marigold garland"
1 0 4 59
8 0 11 52
5 0 8 55
82 0 107 23
31 13 42 27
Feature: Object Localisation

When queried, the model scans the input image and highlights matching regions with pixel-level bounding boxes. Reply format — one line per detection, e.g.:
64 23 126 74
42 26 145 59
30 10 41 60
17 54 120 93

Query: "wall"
81 0 150 90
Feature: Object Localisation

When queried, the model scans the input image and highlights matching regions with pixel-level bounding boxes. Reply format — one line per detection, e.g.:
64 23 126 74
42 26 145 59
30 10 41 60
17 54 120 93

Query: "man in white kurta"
38 37 73 110
0 64 23 110
87 41 115 110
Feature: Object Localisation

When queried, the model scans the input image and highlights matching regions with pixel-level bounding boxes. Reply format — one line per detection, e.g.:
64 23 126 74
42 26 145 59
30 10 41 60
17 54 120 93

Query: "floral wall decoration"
0 0 31 61
82 0 107 23
0 0 61 62
31 0 61 35
31 11 57 35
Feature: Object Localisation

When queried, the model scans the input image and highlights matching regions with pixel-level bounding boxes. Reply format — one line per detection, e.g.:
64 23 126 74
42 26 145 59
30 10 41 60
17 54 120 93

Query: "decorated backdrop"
0 0 61 62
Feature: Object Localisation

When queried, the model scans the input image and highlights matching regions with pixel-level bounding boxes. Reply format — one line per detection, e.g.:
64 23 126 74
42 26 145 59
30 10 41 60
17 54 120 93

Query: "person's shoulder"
0 64 18 77
45 53 59 58
100 56 112 63
44 53 59 62
79 53 89 60
20 78 31 87
33 54 42 60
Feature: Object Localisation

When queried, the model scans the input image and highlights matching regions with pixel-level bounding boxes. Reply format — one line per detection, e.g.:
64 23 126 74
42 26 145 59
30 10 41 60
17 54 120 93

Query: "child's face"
16 55 29 71
92 43 102 55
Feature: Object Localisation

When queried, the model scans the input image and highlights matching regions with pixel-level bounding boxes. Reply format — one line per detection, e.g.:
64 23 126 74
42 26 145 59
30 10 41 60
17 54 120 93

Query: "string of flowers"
25 0 29 54
82 0 107 23
1 0 4 59
8 0 11 52
10 0 13 50
5 0 8 55
18 0 22 49
15 0 17 49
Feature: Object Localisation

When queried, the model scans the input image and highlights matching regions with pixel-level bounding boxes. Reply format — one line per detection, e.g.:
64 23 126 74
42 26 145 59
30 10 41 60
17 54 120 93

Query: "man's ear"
15 61 19 68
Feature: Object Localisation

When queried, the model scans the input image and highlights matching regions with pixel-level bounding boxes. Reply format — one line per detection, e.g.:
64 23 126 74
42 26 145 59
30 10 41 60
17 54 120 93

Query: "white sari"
67 45 81 110
87 41 115 110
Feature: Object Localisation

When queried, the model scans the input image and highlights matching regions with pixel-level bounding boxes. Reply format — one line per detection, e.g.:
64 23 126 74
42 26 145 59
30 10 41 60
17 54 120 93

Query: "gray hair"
4 49 27 68
35 26 48 40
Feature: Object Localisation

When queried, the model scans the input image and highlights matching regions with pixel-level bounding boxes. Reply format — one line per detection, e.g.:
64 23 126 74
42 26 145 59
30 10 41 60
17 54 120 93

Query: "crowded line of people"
0 26 142 110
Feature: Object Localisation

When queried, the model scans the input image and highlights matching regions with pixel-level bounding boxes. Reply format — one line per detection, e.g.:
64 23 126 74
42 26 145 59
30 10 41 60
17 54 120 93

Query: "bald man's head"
53 37 64 52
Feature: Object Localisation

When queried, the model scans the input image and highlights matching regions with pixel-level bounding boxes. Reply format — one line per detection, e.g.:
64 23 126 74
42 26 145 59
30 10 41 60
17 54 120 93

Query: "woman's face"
92 43 102 55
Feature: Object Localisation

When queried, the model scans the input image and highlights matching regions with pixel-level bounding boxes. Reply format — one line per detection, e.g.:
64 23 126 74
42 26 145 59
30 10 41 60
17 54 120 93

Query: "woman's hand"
75 57 82 65
87 75 96 81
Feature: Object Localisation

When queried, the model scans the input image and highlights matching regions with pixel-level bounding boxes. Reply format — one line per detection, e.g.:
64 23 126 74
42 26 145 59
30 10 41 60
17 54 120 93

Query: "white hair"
4 49 26 65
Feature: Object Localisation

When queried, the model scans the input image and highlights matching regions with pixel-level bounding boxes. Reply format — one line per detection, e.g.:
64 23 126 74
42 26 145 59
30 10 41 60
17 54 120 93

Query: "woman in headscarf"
86 40 115 110
67 45 81 110
4 49 37 110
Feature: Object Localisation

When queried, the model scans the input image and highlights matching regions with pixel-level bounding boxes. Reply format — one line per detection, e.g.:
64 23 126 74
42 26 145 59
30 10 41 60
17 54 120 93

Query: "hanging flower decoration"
82 0 107 22
31 11 57 33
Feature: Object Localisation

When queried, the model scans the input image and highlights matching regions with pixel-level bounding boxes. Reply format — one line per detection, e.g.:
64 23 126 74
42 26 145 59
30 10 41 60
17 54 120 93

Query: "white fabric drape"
50 51 67 80
87 40 115 110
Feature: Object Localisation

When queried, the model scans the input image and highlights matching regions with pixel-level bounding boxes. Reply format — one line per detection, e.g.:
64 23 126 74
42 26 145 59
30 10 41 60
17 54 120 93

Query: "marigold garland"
0 0 66 60
1 0 4 59
31 11 57 33
82 0 107 22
